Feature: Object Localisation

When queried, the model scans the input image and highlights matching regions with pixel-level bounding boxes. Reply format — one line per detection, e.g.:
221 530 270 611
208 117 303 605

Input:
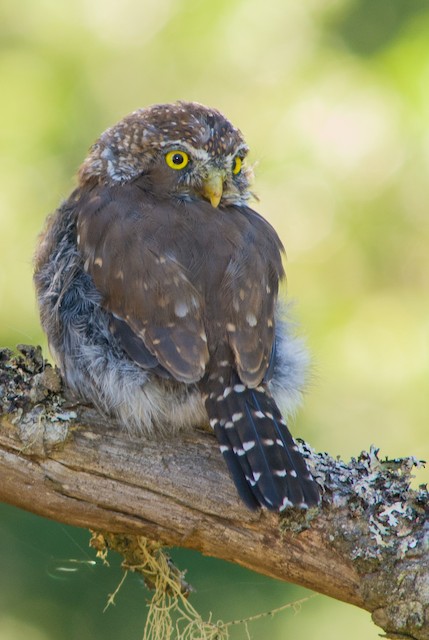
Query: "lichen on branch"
0 345 428 640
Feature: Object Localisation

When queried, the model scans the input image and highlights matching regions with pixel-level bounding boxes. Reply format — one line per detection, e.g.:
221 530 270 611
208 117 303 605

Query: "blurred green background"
1 0 428 638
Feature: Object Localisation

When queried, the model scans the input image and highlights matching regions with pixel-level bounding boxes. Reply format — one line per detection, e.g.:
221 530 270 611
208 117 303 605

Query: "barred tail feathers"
204 374 320 511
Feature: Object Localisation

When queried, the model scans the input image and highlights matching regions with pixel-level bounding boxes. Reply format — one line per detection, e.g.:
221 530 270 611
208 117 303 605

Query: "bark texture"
0 346 428 639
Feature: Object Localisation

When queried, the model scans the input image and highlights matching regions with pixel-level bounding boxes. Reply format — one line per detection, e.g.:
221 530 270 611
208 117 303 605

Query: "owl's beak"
201 171 224 208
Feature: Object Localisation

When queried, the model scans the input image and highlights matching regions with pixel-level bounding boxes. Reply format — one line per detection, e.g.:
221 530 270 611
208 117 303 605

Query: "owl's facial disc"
162 146 223 207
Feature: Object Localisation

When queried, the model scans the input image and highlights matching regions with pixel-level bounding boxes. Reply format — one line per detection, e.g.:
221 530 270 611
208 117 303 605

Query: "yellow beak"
201 171 224 208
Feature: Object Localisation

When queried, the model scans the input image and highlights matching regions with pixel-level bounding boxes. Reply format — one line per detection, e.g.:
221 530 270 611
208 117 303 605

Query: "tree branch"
1 346 428 639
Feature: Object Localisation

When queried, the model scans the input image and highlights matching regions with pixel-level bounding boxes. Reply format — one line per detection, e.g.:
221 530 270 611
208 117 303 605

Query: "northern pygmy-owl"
34 101 320 511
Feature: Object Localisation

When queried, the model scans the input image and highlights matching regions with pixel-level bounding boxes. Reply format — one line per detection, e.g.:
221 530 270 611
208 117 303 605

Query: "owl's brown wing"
76 187 209 383
222 207 284 388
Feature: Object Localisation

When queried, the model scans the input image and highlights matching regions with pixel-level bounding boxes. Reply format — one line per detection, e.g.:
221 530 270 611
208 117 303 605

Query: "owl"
34 101 320 511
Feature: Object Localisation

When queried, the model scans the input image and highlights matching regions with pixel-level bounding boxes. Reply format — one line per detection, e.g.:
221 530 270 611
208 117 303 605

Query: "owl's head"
78 101 254 207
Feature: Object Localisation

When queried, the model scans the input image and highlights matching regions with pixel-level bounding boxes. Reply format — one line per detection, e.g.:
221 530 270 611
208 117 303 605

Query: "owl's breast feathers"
75 180 284 388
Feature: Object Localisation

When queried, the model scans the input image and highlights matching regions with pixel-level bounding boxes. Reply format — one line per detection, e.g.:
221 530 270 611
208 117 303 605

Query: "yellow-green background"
1 0 428 638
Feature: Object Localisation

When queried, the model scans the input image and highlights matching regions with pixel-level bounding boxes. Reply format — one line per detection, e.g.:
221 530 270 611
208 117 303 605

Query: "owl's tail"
202 369 320 511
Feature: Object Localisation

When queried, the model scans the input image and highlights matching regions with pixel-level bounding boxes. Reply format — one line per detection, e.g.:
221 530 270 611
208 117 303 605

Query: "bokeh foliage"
0 0 428 638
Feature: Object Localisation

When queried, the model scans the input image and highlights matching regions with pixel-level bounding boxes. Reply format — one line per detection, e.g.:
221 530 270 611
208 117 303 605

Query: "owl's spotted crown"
79 101 248 186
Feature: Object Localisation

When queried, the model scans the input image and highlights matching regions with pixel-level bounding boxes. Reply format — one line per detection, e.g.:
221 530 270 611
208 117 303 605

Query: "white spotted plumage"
34 101 320 513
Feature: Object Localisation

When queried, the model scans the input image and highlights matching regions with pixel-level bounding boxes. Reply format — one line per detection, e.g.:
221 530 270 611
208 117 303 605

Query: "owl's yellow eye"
165 150 189 170
232 156 242 175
